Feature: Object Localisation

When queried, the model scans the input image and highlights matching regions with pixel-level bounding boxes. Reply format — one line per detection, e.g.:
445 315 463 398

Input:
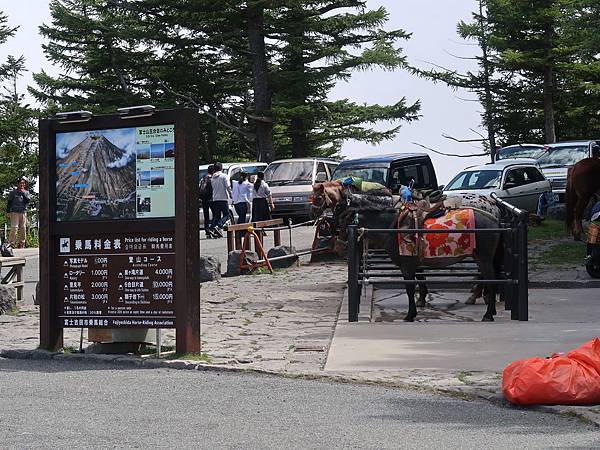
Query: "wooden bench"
0 256 26 301
225 218 284 253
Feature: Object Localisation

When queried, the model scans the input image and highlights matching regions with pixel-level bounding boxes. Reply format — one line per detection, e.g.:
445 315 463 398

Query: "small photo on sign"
137 171 151 187
165 142 175 158
150 143 165 159
137 197 151 213
137 145 150 160
59 238 71 253
150 170 165 186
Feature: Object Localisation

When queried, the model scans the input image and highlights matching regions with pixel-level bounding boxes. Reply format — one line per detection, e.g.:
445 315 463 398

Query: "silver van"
265 158 340 221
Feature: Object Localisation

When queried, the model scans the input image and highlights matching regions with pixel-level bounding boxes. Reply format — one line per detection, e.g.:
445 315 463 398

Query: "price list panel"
57 232 175 328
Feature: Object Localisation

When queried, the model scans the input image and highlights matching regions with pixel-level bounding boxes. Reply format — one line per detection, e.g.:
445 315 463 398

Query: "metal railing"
347 194 529 322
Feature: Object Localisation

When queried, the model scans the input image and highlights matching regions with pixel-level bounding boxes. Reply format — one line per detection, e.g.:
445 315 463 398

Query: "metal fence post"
347 225 359 322
517 215 529 321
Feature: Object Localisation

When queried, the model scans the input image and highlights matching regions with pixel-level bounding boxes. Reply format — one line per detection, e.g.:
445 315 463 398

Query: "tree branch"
412 142 489 158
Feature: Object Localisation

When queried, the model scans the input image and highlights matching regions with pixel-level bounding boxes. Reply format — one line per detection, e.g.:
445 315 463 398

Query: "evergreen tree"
0 14 38 195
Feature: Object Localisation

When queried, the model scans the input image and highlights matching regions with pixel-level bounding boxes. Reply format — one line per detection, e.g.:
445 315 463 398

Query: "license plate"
275 197 293 203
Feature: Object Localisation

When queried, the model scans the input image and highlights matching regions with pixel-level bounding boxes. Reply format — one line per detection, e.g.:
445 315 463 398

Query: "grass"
166 352 212 363
531 241 586 266
4 304 19 316
528 219 570 242
138 344 175 356
61 346 78 354
456 371 474 386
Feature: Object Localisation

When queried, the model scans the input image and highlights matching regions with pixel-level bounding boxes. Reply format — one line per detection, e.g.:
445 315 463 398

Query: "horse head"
311 181 345 216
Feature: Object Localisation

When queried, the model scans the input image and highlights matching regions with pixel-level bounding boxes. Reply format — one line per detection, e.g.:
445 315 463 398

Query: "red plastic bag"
502 338 600 405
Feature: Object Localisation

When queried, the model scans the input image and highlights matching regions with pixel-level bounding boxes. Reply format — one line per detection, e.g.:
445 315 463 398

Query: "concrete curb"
529 280 600 289
2 348 598 428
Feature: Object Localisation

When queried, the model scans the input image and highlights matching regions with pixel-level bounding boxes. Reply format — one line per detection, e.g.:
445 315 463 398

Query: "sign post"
39 108 200 353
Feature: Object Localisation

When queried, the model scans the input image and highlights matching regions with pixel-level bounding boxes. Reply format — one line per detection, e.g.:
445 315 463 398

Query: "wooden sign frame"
39 108 200 354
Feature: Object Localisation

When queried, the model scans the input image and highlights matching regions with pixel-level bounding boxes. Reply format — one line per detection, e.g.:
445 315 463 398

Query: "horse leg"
480 261 497 322
574 195 588 241
465 282 482 305
402 263 418 322
416 271 428 307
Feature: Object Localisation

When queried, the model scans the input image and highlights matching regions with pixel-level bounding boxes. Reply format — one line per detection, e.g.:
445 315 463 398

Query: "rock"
34 281 40 306
547 204 566 221
310 237 339 263
267 245 298 269
226 250 259 277
0 284 16 315
199 256 221 282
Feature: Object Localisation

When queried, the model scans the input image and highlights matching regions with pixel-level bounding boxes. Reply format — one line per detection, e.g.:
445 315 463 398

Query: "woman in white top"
251 171 275 222
232 172 253 224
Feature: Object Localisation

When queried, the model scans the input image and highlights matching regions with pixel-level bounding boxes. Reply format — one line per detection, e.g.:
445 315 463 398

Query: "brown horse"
565 158 600 240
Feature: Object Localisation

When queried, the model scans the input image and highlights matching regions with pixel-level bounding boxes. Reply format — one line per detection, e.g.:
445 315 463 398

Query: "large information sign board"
58 232 175 328
39 109 200 353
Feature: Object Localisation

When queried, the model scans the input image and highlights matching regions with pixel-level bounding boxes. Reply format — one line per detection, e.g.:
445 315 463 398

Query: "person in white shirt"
232 172 253 224
210 162 232 237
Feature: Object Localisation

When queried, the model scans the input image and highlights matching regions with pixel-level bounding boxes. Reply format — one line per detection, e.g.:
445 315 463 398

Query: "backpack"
199 175 213 201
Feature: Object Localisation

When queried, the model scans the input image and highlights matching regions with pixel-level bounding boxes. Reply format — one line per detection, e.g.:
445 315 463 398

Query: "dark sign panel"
57 232 175 328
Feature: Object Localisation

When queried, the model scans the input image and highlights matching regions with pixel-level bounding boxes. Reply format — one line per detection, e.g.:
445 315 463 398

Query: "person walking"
232 172 253 224
210 162 232 238
251 171 274 222
199 165 215 239
6 177 31 249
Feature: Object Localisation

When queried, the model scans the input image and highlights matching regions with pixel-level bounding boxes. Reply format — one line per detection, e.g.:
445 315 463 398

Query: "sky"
0 0 490 184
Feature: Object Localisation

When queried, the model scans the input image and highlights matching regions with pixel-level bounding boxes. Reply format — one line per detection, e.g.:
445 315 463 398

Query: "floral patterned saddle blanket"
398 208 475 258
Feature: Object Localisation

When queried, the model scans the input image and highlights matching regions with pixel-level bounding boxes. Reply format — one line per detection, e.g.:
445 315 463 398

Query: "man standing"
210 162 232 238
7 177 31 248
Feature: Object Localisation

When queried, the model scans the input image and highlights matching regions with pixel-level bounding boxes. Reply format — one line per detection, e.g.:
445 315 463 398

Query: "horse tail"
565 167 576 232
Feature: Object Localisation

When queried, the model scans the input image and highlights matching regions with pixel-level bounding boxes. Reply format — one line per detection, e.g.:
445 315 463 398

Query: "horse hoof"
481 316 494 322
465 298 476 305
404 315 416 322
416 300 426 308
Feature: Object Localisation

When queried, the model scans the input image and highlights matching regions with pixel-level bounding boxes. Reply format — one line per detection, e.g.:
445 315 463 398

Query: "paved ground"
2 358 599 449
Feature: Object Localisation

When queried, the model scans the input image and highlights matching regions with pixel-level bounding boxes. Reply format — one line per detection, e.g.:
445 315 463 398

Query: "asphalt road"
2 358 599 449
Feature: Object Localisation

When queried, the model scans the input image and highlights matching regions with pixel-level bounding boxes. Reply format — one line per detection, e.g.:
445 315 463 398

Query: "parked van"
265 158 340 221
537 140 599 203
331 153 439 194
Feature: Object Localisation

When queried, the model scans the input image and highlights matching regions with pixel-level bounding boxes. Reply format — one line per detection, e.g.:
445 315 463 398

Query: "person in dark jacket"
6 177 31 248
199 165 215 238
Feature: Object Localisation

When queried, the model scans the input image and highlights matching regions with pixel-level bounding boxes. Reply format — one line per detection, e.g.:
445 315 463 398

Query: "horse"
565 158 600 240
312 182 501 306
333 192 503 322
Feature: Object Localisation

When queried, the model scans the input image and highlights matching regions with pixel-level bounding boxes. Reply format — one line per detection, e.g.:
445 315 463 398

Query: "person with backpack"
199 165 215 239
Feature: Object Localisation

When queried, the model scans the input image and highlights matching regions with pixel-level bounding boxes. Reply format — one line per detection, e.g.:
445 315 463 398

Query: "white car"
199 161 268 226
443 160 551 212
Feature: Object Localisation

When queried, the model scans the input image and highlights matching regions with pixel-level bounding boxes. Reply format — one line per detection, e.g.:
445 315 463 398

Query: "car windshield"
537 145 589 168
445 170 502 190
264 161 314 185
497 146 544 160
332 166 388 185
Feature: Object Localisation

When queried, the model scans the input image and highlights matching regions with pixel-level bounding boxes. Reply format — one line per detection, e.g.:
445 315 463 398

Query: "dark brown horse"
565 158 600 240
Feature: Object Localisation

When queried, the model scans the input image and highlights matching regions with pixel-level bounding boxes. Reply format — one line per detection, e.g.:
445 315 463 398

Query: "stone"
34 282 40 306
226 250 259 277
199 256 221 282
267 245 298 269
0 284 16 315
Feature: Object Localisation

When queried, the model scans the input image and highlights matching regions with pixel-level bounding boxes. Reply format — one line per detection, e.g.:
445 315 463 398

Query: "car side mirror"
315 171 328 183
438 185 445 191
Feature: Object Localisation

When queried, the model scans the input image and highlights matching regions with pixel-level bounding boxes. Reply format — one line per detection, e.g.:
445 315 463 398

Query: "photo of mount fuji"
56 128 137 221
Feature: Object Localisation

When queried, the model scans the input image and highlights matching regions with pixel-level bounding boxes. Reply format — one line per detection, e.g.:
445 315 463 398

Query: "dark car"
331 153 439 194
